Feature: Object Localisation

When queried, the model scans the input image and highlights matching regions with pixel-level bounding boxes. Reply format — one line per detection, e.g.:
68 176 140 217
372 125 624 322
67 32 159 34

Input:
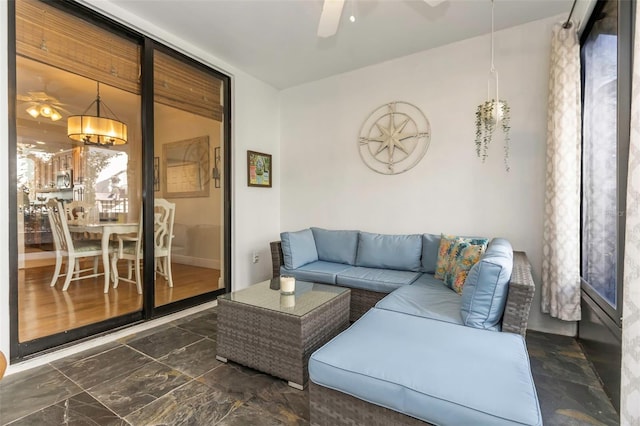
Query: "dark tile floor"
0 308 619 425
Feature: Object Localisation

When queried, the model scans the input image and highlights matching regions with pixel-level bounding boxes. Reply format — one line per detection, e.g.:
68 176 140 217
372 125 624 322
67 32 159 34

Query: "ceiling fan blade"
424 0 447 6
318 0 345 38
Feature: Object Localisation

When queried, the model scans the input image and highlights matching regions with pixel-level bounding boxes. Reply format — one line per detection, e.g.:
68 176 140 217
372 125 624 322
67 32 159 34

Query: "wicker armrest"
270 241 284 278
501 251 535 337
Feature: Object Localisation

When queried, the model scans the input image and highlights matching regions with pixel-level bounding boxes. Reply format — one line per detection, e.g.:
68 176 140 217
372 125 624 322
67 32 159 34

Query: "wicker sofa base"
310 382 432 426
349 287 387 322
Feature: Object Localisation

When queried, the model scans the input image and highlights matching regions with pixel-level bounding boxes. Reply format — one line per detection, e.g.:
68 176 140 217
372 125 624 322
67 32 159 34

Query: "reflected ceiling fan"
17 91 68 121
318 0 448 38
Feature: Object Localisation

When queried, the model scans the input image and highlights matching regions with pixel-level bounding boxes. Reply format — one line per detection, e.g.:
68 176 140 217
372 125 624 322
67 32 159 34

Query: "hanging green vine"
474 99 511 171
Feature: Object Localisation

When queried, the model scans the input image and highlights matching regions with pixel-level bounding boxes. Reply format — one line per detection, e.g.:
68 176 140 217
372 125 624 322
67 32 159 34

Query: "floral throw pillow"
434 234 461 280
444 240 487 294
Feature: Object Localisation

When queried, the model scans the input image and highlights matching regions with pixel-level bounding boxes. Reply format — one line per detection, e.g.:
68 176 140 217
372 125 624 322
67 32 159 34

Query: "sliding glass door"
14 0 144 346
153 49 226 309
9 0 231 359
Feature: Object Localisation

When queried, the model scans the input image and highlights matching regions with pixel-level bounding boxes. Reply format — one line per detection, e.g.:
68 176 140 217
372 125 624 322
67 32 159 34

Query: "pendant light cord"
490 0 495 73
487 0 499 105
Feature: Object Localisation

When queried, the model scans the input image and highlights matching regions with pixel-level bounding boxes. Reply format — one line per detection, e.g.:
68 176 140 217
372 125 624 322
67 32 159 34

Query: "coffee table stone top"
219 279 349 317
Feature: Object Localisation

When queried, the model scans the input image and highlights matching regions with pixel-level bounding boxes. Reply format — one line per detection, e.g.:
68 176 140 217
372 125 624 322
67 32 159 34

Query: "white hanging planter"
475 99 511 171
474 0 511 172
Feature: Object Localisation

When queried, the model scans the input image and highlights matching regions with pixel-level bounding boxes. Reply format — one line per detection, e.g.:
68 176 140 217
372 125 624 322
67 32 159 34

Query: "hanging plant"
474 99 511 172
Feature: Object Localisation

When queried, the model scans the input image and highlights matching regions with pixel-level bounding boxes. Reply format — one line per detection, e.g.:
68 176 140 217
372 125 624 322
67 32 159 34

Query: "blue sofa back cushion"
311 227 359 265
356 232 422 272
421 233 440 274
461 238 513 330
280 229 319 269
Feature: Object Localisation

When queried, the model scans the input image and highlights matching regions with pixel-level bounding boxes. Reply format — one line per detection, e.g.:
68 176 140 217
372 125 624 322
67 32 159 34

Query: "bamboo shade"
16 0 141 94
155 51 223 122
16 0 223 122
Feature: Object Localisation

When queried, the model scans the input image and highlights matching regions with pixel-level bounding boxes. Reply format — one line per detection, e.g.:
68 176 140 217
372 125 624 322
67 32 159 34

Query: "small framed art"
247 150 272 188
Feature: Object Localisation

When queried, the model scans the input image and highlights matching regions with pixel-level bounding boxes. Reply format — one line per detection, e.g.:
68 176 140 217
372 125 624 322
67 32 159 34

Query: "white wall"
0 0 280 361
280 15 575 335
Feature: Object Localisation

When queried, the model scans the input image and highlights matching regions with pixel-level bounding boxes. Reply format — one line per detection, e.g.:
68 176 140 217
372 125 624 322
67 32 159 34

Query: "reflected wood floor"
18 262 221 342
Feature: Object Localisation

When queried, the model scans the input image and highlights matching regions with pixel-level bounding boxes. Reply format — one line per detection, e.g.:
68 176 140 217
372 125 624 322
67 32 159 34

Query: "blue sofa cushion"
461 238 514 330
309 308 542 426
375 274 462 325
280 229 318 269
356 232 422 272
281 261 353 285
311 227 359 265
336 267 420 293
421 233 440 274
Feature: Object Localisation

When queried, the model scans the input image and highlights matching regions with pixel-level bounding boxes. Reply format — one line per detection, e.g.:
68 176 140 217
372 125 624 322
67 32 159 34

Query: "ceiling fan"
17 91 68 121
318 0 448 38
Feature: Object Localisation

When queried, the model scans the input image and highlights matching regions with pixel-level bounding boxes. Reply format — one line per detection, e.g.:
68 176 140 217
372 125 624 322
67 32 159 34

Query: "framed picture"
153 157 160 192
247 150 272 188
163 136 210 198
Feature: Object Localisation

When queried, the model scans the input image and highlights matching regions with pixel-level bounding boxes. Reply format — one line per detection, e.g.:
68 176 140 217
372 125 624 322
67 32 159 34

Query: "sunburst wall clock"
358 101 431 175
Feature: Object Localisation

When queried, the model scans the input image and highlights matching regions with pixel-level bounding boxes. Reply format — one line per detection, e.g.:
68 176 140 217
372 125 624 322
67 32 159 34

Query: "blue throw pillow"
311 227 359 265
280 229 318 269
356 232 422 272
460 238 513 330
421 233 440 274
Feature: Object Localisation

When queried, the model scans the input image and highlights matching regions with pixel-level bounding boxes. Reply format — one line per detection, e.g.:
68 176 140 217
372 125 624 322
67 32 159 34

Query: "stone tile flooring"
0 308 619 425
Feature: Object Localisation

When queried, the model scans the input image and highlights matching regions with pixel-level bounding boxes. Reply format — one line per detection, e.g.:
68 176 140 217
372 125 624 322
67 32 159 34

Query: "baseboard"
172 254 220 269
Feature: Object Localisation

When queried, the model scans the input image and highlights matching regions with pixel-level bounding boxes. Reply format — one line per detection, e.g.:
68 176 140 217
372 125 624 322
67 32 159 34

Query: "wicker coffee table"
216 279 350 390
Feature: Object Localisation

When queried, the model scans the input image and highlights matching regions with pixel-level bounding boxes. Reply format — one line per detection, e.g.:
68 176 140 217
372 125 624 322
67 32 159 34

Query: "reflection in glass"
581 0 618 308
16 54 142 342
153 51 224 306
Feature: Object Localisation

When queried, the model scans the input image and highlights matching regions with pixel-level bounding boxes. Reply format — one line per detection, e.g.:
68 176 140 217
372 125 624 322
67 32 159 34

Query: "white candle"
280 275 296 294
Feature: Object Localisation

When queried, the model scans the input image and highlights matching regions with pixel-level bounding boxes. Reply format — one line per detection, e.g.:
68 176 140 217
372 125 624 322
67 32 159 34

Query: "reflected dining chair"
111 211 143 294
153 198 176 288
110 198 176 293
47 200 105 291
64 200 97 225
64 200 99 240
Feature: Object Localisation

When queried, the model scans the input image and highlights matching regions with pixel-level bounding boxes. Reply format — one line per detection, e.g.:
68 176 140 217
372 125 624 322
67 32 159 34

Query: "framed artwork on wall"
247 150 272 188
163 136 210 198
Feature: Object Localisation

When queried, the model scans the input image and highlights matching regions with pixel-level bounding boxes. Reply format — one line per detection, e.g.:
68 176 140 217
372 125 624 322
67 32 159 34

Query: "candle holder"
280 275 296 295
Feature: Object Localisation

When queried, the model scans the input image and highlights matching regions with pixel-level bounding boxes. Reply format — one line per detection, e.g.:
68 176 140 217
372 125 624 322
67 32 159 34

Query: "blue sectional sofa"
270 227 534 333
270 228 540 425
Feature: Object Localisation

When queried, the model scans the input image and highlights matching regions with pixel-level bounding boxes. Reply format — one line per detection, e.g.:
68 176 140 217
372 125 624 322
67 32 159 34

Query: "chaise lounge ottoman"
309 308 542 426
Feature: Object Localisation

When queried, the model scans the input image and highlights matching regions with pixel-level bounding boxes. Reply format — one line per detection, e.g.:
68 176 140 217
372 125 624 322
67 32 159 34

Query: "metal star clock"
358 102 431 175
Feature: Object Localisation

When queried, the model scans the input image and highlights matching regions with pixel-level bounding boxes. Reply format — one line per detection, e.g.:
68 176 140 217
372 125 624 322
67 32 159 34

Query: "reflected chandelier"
67 82 128 146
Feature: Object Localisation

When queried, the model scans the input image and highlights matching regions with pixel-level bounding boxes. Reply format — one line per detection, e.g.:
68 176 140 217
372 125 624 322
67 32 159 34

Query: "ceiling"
104 0 576 89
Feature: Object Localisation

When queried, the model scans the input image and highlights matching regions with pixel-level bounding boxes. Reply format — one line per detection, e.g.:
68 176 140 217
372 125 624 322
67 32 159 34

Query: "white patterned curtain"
541 23 581 321
621 3 640 423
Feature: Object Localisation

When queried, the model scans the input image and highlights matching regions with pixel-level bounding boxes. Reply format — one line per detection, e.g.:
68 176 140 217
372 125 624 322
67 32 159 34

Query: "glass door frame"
579 0 632 328
8 0 231 361
144 39 231 319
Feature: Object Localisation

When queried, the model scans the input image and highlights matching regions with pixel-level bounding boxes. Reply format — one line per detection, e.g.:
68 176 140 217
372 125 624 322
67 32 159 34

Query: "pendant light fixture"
67 82 128 146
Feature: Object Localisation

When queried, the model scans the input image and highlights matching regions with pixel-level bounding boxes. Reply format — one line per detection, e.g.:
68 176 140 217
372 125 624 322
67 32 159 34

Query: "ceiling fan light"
40 104 53 117
50 110 62 121
26 105 40 118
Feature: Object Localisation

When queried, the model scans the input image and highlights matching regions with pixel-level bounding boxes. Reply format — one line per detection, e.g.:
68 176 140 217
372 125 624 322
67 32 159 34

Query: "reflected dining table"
68 221 139 293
